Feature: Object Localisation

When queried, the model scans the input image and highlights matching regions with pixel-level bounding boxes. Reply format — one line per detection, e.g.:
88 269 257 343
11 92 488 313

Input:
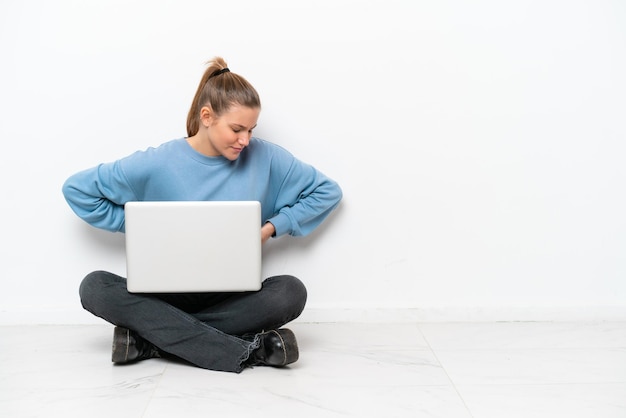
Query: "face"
202 104 260 160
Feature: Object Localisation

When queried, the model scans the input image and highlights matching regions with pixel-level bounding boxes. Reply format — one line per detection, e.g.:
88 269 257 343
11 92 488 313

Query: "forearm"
270 174 342 237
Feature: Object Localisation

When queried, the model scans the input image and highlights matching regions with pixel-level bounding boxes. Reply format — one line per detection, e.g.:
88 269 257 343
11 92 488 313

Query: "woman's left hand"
261 222 276 244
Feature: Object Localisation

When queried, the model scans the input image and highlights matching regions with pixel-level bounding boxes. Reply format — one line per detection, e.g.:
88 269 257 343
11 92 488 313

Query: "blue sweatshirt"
62 138 342 237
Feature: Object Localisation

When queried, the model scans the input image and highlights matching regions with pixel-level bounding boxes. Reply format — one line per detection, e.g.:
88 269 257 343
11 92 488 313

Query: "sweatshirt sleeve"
267 155 342 238
61 160 138 233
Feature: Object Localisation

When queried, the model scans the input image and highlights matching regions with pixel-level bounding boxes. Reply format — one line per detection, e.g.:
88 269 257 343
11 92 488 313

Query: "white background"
1 0 624 323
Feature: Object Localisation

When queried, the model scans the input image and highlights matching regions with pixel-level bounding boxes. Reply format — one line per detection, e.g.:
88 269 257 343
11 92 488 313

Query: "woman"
62 57 342 373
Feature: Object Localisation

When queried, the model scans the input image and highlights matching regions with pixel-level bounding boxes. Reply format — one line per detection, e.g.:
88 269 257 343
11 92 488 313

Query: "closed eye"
231 124 257 133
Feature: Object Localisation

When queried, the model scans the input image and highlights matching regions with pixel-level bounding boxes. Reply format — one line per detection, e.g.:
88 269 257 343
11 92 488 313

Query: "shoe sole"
111 326 131 363
276 328 299 365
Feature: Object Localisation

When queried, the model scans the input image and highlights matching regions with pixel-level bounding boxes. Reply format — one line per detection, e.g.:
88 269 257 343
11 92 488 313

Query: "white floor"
1 321 625 418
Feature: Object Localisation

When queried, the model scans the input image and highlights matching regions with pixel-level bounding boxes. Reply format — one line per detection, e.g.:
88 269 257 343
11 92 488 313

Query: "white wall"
1 0 625 324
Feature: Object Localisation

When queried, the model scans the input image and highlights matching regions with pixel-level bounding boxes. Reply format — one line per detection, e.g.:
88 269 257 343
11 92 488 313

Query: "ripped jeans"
78 270 307 373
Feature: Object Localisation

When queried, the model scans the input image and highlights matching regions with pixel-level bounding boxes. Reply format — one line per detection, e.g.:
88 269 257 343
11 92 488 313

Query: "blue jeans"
78 271 307 373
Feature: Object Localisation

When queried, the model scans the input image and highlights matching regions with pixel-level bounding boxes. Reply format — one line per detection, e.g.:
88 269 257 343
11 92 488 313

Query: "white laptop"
124 201 262 293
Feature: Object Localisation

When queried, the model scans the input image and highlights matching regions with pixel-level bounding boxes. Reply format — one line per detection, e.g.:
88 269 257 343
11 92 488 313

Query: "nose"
238 132 251 146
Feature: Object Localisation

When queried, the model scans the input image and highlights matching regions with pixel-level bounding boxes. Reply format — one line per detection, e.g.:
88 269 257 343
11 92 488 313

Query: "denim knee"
268 275 308 318
78 270 124 314
286 275 307 315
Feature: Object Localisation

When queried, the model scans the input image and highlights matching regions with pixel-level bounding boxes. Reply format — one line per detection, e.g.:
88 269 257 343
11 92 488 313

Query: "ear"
200 106 214 127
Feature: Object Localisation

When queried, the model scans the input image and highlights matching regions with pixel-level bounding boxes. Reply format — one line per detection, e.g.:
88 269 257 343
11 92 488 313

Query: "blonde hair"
186 57 261 137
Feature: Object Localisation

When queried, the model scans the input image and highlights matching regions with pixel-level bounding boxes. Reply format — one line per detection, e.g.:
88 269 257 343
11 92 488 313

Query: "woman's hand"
261 222 276 244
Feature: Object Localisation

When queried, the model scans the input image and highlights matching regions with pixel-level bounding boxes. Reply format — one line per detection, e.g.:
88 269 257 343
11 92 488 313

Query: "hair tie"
209 68 230 79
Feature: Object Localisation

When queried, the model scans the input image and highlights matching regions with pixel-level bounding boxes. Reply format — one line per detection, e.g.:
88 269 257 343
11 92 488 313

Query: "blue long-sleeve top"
62 137 342 236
